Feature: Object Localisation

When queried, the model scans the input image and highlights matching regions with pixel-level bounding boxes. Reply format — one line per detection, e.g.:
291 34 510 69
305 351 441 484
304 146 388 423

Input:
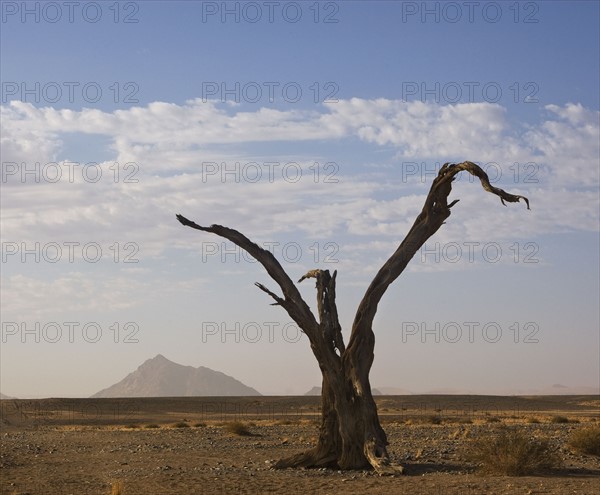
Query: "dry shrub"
144 423 160 429
486 416 502 424
466 427 561 475
225 421 252 436
171 421 190 428
568 426 600 456
550 415 569 424
423 415 442 425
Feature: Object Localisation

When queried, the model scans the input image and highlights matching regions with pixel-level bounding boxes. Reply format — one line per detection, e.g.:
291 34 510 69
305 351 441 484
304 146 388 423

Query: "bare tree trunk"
177 161 529 474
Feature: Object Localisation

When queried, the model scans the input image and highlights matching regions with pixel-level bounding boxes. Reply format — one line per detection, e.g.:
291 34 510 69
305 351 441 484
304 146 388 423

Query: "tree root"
273 440 404 475
364 438 404 475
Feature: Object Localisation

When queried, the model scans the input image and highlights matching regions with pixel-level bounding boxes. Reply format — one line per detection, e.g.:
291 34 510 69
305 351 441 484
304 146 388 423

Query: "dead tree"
176 161 529 474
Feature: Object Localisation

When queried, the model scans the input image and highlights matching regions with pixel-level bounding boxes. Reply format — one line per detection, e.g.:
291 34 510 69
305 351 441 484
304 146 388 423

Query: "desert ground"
1 395 599 495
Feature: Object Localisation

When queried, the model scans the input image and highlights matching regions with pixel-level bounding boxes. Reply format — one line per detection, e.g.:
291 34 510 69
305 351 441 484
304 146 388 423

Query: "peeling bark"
176 161 529 474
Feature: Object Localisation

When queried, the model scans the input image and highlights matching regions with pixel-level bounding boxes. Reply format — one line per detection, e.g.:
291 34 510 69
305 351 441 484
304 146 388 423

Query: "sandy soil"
1 395 599 495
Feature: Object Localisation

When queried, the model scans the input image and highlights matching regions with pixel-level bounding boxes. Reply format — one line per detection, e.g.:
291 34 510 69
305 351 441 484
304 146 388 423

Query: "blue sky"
1 1 599 397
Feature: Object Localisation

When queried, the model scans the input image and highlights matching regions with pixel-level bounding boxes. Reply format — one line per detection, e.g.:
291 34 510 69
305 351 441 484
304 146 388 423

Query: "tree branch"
299 269 346 355
345 161 529 373
176 215 319 337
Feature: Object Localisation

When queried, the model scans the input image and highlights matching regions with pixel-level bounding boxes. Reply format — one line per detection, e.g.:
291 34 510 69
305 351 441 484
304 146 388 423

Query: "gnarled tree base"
274 442 403 475
274 370 404 475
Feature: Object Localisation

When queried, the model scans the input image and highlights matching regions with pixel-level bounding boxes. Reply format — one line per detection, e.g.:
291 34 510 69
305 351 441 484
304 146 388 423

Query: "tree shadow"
401 462 600 478
549 466 600 477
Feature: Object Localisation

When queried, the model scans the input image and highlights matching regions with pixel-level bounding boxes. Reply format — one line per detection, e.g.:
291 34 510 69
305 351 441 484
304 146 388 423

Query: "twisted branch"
345 161 529 371
175 215 319 339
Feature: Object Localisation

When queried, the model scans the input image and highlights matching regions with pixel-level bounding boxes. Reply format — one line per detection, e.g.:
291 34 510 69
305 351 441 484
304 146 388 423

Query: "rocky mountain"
304 386 322 396
92 354 261 398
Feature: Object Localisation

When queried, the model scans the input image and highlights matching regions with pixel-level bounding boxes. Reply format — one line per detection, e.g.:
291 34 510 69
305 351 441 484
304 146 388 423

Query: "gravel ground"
2 421 599 495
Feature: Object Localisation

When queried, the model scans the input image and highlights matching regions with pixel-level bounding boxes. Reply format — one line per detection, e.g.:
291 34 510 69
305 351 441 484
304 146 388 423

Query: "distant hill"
92 354 261 398
375 387 413 395
304 386 322 396
305 386 383 396
0 393 13 399
534 384 599 395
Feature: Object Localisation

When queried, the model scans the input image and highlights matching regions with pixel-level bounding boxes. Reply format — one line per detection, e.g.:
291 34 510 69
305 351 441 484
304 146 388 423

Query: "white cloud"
1 271 209 320
4 98 596 184
1 98 597 270
324 98 515 162
1 273 144 319
524 103 600 187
